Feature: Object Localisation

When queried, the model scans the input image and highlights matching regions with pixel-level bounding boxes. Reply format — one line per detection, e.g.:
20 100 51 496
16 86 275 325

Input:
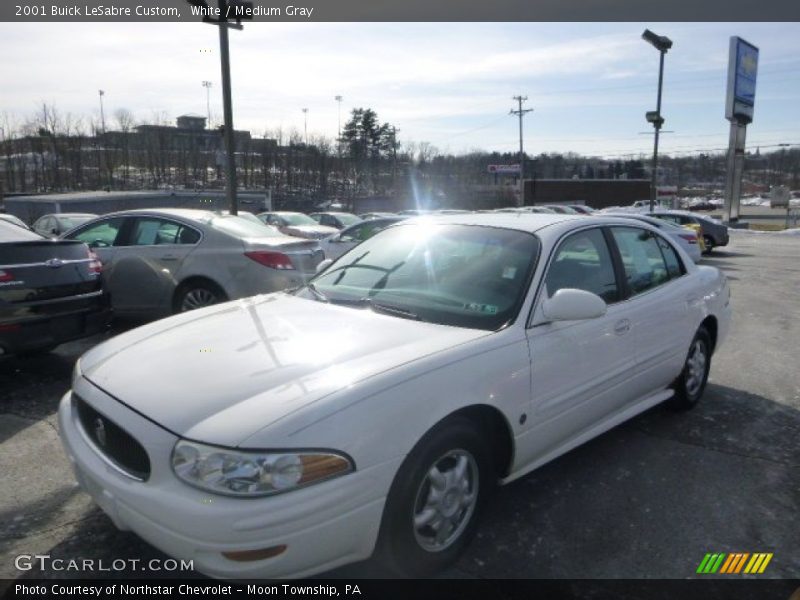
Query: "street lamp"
202 81 213 128
642 28 672 212
98 90 106 135
301 108 308 145
334 95 343 139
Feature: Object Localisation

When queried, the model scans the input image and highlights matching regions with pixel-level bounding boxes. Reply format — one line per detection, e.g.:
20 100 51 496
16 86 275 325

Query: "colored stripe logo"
697 552 773 574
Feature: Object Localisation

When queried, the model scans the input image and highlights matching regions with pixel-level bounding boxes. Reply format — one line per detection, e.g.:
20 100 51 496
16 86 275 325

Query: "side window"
310 214 322 223
545 228 619 303
177 225 201 245
69 218 124 248
320 215 335 227
656 235 684 279
36 217 52 233
609 227 670 296
129 218 179 246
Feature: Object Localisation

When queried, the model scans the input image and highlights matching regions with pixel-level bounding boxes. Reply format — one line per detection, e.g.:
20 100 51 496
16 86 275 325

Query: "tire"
703 235 715 254
668 327 712 410
376 417 494 577
173 280 227 313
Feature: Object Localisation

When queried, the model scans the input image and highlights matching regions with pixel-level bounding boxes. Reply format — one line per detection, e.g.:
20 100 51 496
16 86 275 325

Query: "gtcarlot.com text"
14 554 193 573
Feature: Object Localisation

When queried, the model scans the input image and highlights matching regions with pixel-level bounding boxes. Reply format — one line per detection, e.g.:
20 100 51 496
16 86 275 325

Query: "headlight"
171 440 354 497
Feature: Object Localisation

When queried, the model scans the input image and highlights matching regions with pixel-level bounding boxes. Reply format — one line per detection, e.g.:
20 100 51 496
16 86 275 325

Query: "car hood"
80 294 489 446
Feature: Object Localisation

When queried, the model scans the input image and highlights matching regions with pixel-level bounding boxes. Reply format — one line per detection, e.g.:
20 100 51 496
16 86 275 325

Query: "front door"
520 227 636 466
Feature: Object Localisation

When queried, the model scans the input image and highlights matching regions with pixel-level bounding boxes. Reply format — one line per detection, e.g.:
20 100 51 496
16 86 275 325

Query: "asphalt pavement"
1 232 798 580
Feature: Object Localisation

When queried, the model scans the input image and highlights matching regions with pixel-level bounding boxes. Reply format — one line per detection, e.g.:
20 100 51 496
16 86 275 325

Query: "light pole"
202 81 213 128
642 29 672 213
302 108 309 145
334 95 343 139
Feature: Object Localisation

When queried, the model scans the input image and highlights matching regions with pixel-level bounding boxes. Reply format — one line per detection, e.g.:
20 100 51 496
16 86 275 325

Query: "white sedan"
59 214 731 579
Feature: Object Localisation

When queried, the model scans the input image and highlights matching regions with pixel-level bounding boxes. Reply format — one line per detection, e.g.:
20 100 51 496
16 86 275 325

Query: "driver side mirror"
541 288 607 322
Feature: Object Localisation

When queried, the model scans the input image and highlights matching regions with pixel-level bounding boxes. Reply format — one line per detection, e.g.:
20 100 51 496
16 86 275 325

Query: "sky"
2 22 800 158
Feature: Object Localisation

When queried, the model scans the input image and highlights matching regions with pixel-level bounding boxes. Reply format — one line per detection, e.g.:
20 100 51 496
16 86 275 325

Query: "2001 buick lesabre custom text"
58 214 731 578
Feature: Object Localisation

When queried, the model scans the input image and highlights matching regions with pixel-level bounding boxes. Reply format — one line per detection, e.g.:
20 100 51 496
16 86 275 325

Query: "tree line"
2 104 798 210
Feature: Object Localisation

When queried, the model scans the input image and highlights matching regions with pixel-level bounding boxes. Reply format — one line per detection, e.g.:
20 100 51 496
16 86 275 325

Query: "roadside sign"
488 164 520 175
726 37 759 123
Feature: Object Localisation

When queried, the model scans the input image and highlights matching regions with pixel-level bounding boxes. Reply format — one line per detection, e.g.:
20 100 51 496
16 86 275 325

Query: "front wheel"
668 327 711 410
376 418 494 577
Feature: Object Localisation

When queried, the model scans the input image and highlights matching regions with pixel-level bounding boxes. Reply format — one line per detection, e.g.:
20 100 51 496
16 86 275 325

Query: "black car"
0 220 111 357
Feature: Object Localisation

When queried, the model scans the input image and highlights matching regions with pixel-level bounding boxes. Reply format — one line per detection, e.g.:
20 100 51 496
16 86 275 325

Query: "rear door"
607 226 696 394
109 217 201 312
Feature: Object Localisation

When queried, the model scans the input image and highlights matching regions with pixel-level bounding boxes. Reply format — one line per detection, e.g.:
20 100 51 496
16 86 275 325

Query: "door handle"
613 319 631 335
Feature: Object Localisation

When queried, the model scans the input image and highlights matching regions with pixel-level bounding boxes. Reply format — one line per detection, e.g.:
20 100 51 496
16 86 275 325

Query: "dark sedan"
0 220 111 357
649 211 729 252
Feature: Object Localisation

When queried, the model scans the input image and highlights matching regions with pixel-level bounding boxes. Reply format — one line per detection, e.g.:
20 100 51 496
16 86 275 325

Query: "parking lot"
1 231 798 580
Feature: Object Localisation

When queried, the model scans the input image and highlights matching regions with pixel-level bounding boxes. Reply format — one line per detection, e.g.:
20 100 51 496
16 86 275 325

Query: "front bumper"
57 379 395 579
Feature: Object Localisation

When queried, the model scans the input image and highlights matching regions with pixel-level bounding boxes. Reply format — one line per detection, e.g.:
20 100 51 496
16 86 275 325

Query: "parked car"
568 205 595 214
599 213 702 262
319 216 405 261
543 205 579 214
359 212 396 220
59 213 730 579
258 211 338 240
61 209 324 317
0 219 110 357
0 213 31 230
520 206 557 214
649 211 729 253
309 212 363 230
215 210 275 229
434 209 471 215
32 213 97 237
398 209 430 216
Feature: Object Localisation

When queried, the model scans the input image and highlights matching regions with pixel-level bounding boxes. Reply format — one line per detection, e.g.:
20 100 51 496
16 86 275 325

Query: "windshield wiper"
360 298 421 321
306 282 329 303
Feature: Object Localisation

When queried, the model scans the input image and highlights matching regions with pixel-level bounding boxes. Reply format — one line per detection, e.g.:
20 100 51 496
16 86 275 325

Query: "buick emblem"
93 417 107 448
45 258 64 268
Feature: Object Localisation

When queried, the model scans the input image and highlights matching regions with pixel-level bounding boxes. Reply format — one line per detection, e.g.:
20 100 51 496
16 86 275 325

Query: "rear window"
211 215 283 238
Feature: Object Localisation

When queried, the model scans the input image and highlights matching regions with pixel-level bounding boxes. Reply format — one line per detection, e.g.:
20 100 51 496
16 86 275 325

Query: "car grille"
74 394 151 481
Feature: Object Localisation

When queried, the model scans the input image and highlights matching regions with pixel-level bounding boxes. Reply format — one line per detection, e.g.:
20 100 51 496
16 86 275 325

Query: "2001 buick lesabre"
59 213 731 578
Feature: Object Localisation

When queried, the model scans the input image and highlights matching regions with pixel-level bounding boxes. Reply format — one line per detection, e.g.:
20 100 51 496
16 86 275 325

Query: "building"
524 178 651 209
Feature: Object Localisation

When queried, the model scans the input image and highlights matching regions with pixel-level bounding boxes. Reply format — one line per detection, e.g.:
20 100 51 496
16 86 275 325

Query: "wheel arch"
700 315 718 355
172 275 227 312
429 404 515 480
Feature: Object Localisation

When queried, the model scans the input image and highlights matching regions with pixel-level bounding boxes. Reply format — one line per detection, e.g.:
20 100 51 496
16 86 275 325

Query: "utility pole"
202 81 213 128
302 108 309 145
510 95 532 206
391 126 399 183
186 0 253 215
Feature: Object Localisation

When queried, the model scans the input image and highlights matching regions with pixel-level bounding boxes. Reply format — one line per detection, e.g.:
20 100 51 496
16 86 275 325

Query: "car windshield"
210 215 283 237
283 213 318 226
302 223 540 331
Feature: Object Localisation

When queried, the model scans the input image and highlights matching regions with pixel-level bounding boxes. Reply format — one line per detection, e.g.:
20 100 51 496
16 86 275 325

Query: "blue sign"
734 39 758 106
726 36 759 122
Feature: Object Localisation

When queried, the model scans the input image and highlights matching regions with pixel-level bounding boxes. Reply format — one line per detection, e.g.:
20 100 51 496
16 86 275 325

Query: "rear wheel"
668 327 711 410
376 418 493 577
174 281 227 313
703 235 715 254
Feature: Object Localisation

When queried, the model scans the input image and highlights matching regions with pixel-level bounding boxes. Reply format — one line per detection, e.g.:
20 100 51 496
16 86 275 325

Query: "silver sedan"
62 208 324 317
599 213 703 262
